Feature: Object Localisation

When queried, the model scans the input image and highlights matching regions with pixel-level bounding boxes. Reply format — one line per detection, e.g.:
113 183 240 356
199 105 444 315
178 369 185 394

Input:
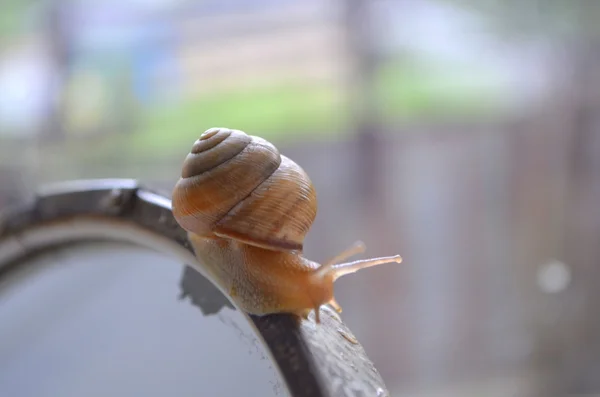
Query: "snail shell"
171 128 317 252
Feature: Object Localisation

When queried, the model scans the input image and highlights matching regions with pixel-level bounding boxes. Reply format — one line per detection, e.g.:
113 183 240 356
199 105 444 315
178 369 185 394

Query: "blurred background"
1 0 600 396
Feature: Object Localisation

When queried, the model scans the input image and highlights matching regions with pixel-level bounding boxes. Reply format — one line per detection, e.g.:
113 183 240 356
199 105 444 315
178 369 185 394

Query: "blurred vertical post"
343 1 403 375
41 0 71 143
343 0 397 250
344 0 384 209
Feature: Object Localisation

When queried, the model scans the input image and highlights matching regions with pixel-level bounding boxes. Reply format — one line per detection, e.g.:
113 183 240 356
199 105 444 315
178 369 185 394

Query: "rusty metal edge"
0 178 390 397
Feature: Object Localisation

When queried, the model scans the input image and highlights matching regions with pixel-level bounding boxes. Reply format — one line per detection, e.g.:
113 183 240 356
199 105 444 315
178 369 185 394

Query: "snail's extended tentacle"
330 255 402 281
314 242 402 282
323 240 366 267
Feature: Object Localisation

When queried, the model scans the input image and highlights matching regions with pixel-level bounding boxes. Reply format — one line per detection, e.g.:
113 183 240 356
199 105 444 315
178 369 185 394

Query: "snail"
172 127 402 323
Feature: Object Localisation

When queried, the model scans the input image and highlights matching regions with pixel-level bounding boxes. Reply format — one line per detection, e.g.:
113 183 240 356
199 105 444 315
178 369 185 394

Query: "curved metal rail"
0 179 390 397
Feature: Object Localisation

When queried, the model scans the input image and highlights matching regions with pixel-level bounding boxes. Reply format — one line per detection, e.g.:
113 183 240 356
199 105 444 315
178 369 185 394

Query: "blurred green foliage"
129 82 349 157
0 1 508 184
118 58 505 158
377 59 504 121
0 0 38 39
17 56 506 186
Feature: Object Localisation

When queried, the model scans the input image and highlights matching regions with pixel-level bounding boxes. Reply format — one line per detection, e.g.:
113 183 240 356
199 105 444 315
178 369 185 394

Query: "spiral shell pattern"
172 128 317 252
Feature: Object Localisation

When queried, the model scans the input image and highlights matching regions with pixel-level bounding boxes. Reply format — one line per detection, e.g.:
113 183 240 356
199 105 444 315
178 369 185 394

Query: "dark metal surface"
0 179 390 397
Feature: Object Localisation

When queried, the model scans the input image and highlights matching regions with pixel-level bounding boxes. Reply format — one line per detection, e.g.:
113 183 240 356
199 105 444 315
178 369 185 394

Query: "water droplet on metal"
109 188 123 201
376 387 388 396
101 188 123 209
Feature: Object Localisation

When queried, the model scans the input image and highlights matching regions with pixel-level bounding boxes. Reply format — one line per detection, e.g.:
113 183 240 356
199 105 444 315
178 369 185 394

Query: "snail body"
172 127 402 323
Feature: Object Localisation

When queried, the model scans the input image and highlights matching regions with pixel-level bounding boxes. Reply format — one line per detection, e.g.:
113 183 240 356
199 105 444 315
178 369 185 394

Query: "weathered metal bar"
0 178 390 397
